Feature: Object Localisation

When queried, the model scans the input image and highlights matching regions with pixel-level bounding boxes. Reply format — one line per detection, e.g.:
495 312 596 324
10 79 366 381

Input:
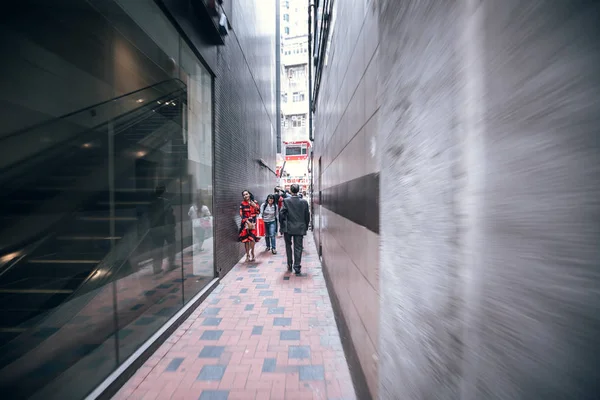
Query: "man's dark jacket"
279 195 310 235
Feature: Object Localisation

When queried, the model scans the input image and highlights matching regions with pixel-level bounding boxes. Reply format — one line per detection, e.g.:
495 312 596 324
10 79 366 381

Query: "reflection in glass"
0 1 214 398
22 283 119 400
180 38 215 304
114 90 187 363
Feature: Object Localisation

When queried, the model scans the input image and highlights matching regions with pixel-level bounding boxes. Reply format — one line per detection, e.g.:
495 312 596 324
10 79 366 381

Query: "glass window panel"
180 39 214 304
286 146 302 156
0 0 214 398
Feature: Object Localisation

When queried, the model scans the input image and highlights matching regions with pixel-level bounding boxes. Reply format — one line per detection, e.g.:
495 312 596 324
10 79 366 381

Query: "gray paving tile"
201 308 221 316
299 365 325 381
280 330 300 340
288 346 311 359
252 326 263 335
273 317 292 326
197 365 227 381
268 307 285 315
253 278 266 283
239 288 248 294
244 304 254 311
199 390 229 400
165 357 184 372
202 318 222 326
201 330 224 340
199 346 225 358
259 291 273 296
294 288 302 293
256 284 270 289
262 358 276 373
262 298 279 306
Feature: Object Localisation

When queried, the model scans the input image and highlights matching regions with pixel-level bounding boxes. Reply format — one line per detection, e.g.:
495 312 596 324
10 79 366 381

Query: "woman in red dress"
239 190 260 262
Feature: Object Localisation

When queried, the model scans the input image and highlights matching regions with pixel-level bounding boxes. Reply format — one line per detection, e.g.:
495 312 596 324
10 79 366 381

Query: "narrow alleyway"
113 234 357 400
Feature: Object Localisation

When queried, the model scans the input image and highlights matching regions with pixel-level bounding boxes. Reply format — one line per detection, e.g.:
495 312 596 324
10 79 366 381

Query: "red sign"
285 155 307 161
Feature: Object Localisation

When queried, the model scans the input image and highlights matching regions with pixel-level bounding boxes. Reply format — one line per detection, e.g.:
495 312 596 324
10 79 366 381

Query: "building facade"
281 36 309 144
281 0 308 38
0 0 276 398
311 1 600 400
279 0 310 191
311 0 379 398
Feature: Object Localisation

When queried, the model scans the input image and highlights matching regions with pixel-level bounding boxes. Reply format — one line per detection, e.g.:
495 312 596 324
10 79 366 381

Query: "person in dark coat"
279 184 310 275
148 184 176 274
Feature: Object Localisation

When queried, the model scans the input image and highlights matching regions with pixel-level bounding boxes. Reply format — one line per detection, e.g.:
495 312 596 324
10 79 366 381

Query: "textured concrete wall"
312 0 379 397
379 0 600 399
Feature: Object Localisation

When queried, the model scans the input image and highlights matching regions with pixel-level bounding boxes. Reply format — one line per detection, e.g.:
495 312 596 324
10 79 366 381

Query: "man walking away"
279 183 310 275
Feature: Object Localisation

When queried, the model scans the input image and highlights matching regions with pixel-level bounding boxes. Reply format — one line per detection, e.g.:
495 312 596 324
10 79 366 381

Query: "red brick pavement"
113 234 356 400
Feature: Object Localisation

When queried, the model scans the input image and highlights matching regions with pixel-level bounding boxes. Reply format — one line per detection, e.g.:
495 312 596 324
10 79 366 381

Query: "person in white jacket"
260 194 279 254
188 194 211 251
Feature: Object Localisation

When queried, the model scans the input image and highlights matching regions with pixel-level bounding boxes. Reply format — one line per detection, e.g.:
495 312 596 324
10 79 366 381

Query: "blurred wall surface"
378 0 600 399
312 0 379 398
314 0 600 399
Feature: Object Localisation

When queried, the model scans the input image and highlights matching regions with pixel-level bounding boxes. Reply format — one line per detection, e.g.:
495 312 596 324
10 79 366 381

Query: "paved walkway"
113 234 356 400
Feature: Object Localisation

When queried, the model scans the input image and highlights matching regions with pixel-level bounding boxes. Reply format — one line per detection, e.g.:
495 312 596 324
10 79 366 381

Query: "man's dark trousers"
279 194 310 274
284 233 303 270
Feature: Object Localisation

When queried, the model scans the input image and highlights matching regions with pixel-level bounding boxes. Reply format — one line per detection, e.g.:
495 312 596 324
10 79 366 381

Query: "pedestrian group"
238 184 310 275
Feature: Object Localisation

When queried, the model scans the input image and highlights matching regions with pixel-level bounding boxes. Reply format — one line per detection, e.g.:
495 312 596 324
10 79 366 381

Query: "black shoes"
266 247 271 252
286 264 301 275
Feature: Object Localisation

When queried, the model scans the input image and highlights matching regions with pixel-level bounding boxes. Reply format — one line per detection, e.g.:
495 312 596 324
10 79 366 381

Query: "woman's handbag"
200 216 213 229
256 217 265 237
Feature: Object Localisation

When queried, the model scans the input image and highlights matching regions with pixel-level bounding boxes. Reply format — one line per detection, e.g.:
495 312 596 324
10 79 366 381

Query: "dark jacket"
279 195 310 235
149 196 175 228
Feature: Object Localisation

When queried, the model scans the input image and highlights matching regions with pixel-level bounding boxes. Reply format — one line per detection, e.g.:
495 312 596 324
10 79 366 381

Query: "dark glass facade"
0 1 215 398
